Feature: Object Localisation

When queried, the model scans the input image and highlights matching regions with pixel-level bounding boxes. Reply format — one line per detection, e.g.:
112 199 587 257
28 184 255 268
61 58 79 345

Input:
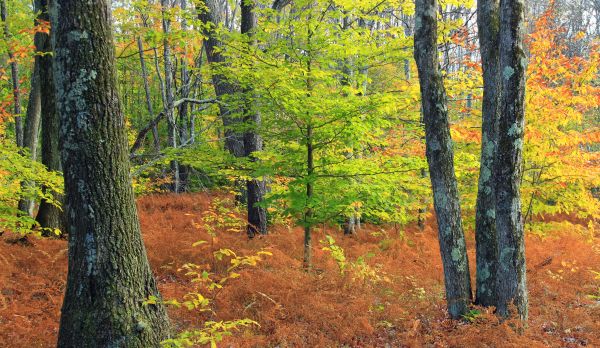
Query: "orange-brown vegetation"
1 193 599 347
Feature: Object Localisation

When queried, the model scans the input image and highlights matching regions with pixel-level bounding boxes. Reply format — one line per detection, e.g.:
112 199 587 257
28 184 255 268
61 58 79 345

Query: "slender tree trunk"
475 0 500 307
52 1 170 345
161 0 180 193
414 0 472 319
1 0 23 147
17 61 42 216
494 0 528 321
241 0 267 238
178 0 191 192
137 36 161 153
304 123 314 270
35 0 64 234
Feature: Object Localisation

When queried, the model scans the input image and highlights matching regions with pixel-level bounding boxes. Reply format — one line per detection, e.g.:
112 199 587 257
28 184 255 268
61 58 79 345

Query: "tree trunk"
52 1 171 346
17 60 42 216
1 0 23 148
136 35 161 153
35 0 64 234
241 0 268 238
198 0 245 158
414 0 472 319
494 0 528 321
178 0 191 192
475 0 500 307
161 0 180 193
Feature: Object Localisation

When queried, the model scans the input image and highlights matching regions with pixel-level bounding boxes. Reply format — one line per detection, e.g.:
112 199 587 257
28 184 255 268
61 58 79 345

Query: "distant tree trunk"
161 0 180 193
198 0 245 158
494 0 528 321
35 0 64 234
17 61 42 216
475 0 500 307
1 0 23 147
178 0 191 192
414 0 472 319
241 0 268 238
52 1 171 345
137 35 161 153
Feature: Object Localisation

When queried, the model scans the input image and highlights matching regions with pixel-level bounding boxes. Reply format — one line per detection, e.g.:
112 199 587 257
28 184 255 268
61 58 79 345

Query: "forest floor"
0 192 599 347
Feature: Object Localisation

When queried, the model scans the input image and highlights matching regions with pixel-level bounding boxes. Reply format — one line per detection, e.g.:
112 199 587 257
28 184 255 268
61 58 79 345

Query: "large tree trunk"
35 0 64 234
52 1 170 346
494 0 528 321
475 0 500 307
178 0 191 193
414 0 472 319
241 0 267 238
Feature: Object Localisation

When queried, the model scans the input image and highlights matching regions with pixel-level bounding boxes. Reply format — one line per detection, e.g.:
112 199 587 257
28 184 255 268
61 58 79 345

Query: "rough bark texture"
241 0 268 238
475 0 500 307
35 0 64 233
52 1 170 346
1 0 23 148
414 0 472 319
494 0 528 321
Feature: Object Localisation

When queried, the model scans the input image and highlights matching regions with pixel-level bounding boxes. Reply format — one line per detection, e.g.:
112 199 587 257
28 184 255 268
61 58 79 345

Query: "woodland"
0 0 599 347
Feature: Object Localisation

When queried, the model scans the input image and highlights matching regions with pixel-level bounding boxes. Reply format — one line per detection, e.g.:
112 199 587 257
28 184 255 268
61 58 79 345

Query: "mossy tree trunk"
414 0 472 319
475 0 500 307
494 0 528 321
52 1 170 346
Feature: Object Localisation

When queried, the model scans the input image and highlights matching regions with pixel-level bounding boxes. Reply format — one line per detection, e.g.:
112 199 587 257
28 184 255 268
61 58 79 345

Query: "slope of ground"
0 192 599 347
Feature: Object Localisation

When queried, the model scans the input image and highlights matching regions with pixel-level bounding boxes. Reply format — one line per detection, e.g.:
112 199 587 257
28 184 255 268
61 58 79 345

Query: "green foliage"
0 138 63 235
320 234 387 284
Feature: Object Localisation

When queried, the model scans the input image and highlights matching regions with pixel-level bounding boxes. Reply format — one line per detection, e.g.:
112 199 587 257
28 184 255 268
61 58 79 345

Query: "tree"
0 0 23 148
240 0 267 238
52 0 170 345
494 0 528 320
475 0 500 307
33 0 64 234
414 0 472 319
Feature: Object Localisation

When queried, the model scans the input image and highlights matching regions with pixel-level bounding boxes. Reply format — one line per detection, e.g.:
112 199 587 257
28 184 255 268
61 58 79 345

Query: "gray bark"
161 0 180 193
414 0 472 319
35 0 64 234
17 60 42 216
198 0 245 158
137 35 161 153
52 0 171 346
475 0 500 307
241 0 267 237
1 0 23 148
494 0 528 321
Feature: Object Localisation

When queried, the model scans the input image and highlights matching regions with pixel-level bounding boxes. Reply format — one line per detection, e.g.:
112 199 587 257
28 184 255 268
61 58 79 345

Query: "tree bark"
52 1 170 345
414 0 472 319
136 35 161 153
35 0 64 234
1 0 23 148
17 60 42 216
475 0 500 307
494 0 528 321
161 0 180 193
198 0 245 158
241 0 268 238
